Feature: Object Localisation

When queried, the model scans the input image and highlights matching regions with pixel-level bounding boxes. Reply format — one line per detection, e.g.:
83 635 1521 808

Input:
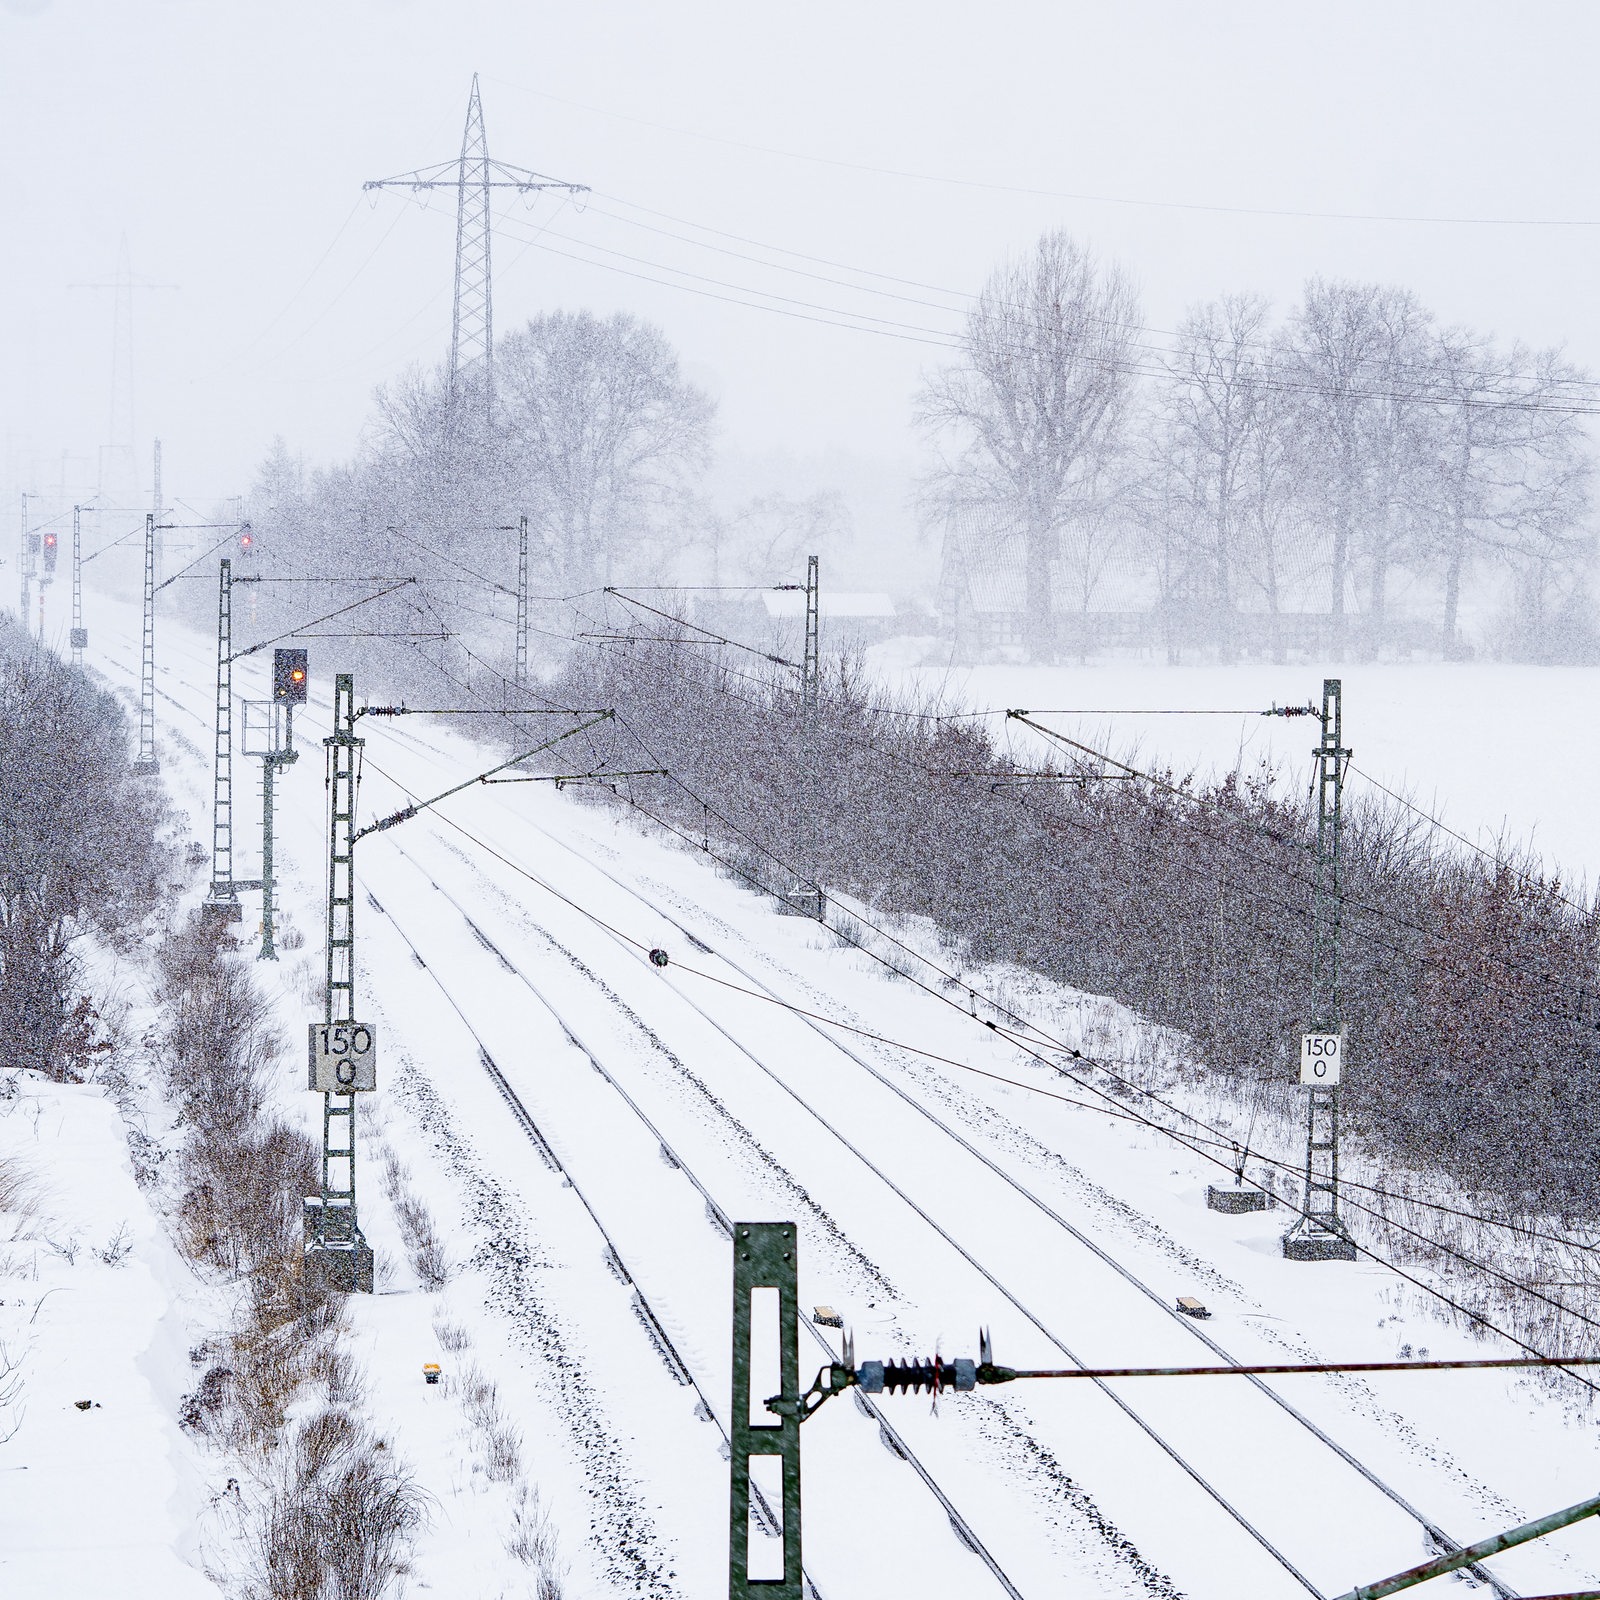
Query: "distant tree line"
922 231 1596 663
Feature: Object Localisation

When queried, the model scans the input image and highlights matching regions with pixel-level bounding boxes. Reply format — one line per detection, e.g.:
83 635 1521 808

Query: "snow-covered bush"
0 618 171 1078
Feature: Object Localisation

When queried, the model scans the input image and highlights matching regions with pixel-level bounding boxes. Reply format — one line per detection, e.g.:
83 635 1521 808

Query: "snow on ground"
875 651 1600 889
46 590 1600 1598
0 1070 220 1599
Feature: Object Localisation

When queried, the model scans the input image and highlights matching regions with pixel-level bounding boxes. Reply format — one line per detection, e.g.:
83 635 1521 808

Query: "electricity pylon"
363 75 587 422
68 238 176 504
1283 677 1357 1261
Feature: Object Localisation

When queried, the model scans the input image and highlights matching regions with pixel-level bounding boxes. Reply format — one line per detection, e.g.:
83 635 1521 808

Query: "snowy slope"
72 591 1600 1600
0 1073 223 1600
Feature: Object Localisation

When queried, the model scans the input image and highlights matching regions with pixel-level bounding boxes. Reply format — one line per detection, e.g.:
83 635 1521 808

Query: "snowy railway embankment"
48 588 1600 1599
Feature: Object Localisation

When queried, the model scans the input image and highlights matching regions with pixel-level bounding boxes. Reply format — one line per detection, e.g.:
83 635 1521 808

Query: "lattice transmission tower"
364 75 587 422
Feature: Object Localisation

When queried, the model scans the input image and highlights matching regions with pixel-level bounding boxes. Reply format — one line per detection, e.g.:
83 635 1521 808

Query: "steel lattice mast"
363 75 587 422
782 557 825 918
515 512 530 689
203 559 241 917
132 513 158 775
1283 677 1356 1260
69 504 85 666
304 673 374 1294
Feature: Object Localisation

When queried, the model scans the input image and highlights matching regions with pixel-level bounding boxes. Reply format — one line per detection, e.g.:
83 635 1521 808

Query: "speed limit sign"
308 1021 377 1091
1300 1031 1344 1086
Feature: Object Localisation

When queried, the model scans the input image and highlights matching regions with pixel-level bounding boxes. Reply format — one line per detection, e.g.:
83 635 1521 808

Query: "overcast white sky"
4 1 1599 536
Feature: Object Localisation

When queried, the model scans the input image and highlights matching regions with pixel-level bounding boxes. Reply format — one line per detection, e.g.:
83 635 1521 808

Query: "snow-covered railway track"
88 621 1581 1595
355 718 1561 1599
372 833 1316 1599
498 808 1528 1598
362 878 1031 1600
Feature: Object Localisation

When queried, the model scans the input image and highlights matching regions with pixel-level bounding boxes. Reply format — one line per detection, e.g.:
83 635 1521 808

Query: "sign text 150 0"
308 1022 377 1092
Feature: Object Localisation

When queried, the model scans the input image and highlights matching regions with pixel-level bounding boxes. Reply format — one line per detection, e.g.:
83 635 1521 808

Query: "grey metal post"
516 512 529 689
782 557 825 918
18 493 32 629
204 560 240 918
70 504 86 666
305 673 373 1293
1284 677 1356 1260
729 1222 803 1600
132 513 158 774
258 703 297 962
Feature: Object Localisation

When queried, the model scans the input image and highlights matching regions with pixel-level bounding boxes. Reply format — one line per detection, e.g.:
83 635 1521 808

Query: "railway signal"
41 530 57 576
273 647 308 703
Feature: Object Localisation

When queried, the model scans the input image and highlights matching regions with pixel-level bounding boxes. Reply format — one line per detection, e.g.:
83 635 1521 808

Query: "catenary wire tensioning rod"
358 729 1527 1600
379 834 1320 1598
362 875 1027 1600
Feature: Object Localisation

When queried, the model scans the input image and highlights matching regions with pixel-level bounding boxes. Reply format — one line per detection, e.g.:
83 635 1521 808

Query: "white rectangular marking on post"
1300 1031 1344 1086
746 1454 785 1581
748 1285 783 1428
308 1022 378 1091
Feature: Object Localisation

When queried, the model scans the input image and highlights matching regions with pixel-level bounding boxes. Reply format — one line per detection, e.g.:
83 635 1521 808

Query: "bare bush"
378 1150 449 1290
0 1157 40 1241
248 1408 428 1600
431 1319 471 1354
540 632 1600 1336
507 1481 564 1598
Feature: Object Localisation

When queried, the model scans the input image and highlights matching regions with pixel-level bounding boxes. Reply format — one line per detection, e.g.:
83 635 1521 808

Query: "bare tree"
1146 293 1284 659
702 491 848 587
918 231 1140 661
497 311 714 586
1418 330 1593 656
1283 279 1434 653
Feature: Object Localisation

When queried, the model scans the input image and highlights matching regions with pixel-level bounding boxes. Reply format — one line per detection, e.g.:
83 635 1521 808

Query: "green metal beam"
1329 1491 1600 1600
729 1222 803 1599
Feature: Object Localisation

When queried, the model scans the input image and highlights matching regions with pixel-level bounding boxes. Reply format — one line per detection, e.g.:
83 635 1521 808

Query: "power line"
486 74 1600 228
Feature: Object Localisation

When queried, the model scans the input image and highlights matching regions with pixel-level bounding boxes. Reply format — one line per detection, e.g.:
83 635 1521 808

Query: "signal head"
273 647 309 704
42 531 58 574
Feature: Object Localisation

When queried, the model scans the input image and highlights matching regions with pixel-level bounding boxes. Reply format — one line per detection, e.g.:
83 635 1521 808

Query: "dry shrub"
379 1151 449 1290
0 1157 40 1241
249 1408 428 1600
431 1319 471 1354
507 1481 565 1598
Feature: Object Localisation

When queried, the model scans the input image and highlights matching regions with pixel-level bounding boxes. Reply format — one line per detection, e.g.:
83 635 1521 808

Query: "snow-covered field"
876 648 1600 889
7 594 1600 1600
